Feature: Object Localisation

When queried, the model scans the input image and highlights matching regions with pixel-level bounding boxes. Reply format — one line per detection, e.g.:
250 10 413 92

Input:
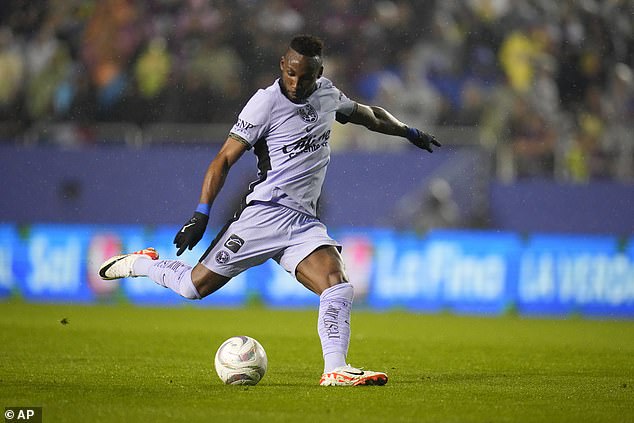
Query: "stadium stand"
0 0 632 182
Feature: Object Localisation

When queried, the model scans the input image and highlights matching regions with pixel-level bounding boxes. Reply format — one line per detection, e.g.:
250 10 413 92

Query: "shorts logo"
298 104 318 123
224 234 245 253
215 250 230 264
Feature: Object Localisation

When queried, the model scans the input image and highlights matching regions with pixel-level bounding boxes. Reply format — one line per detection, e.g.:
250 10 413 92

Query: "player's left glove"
405 127 441 153
173 211 209 256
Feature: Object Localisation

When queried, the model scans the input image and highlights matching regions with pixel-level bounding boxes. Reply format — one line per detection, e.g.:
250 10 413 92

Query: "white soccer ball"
214 336 268 385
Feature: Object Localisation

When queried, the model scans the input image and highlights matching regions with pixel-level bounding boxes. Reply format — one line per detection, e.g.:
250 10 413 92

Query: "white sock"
132 257 154 275
318 283 353 373
137 259 201 300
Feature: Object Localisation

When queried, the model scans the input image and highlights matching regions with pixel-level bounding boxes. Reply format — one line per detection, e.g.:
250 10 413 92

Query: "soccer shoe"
98 248 159 280
319 365 388 386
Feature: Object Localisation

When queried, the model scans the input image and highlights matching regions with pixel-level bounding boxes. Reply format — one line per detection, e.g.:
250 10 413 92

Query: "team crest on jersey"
215 250 230 264
298 104 318 123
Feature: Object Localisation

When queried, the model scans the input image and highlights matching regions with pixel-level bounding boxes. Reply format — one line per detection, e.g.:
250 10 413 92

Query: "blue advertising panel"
425 230 520 314
368 230 432 310
369 230 521 314
517 234 632 316
0 224 18 297
17 225 98 303
3 222 633 319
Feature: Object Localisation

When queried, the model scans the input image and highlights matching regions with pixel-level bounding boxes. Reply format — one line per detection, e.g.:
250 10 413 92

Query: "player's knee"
179 270 202 300
191 264 231 298
179 285 201 300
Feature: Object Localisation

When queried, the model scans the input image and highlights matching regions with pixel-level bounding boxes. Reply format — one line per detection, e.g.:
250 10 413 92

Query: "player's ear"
280 56 285 72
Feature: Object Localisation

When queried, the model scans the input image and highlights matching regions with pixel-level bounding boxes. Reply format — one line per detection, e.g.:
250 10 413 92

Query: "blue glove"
406 127 441 153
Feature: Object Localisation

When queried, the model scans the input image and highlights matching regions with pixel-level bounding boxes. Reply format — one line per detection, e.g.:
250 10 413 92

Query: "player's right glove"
173 211 209 256
405 127 441 153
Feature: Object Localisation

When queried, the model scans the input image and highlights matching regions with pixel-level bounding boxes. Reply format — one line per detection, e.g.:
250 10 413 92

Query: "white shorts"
200 202 340 278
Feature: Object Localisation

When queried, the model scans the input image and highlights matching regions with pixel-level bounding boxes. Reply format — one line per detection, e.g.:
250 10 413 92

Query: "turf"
0 301 633 423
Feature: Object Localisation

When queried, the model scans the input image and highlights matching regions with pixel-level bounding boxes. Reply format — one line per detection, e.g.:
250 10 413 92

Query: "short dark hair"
289 34 323 57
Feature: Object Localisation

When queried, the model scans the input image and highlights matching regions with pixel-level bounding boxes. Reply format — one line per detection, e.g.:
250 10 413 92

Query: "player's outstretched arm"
173 136 248 256
343 103 441 153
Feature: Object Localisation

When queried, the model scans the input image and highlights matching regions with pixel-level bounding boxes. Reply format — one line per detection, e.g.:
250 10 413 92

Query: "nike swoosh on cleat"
99 256 125 278
343 370 365 376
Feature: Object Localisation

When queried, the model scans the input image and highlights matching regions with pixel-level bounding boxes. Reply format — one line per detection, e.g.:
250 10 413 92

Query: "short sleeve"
334 88 356 124
229 90 272 148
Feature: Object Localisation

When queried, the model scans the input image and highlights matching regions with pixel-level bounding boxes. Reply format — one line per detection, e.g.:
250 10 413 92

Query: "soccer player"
99 35 440 386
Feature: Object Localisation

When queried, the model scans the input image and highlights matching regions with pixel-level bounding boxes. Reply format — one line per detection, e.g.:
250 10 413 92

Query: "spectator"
603 63 634 125
448 80 486 126
132 36 172 122
81 0 144 117
498 24 541 94
0 0 630 185
414 178 460 234
24 23 73 121
565 125 611 183
257 0 304 35
508 96 557 178
0 28 25 122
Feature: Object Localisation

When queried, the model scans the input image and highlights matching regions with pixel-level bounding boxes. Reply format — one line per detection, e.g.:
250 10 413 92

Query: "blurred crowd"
1 0 633 180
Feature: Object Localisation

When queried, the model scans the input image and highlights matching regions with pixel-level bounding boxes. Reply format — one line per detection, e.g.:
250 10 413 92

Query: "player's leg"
295 245 348 294
195 202 295 295
136 258 231 299
292 245 387 386
296 245 352 369
98 248 229 299
99 203 287 299
190 263 231 297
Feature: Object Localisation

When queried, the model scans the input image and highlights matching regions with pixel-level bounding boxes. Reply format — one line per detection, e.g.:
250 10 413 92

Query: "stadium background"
0 0 633 316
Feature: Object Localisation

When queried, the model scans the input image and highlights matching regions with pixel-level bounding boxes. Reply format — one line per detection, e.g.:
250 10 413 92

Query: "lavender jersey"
229 77 355 217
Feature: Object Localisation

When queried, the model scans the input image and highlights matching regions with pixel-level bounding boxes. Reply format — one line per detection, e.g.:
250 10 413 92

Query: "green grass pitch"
1 301 633 423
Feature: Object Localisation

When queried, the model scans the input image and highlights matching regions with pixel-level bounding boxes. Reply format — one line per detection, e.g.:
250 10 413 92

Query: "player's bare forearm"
347 104 408 137
198 157 229 206
174 137 245 255
198 137 247 206
346 102 441 153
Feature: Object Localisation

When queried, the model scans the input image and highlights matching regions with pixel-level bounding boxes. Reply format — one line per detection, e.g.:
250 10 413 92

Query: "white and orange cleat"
319 365 388 386
98 248 159 280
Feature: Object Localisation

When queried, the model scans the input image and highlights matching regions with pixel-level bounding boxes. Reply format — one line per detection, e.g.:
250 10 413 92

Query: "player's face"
280 49 323 102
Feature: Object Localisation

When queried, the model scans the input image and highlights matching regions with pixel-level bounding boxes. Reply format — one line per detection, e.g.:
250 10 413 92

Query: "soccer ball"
214 336 268 385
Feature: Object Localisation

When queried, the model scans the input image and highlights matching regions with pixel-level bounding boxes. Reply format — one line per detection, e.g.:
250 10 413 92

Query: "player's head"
280 34 324 102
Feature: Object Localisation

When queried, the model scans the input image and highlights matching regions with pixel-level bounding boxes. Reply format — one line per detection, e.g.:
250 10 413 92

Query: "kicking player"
99 34 440 386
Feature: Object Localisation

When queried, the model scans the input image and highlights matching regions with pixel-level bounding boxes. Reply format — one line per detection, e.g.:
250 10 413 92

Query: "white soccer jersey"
229 77 355 217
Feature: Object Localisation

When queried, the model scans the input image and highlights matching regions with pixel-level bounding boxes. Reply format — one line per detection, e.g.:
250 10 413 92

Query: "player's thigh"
191 263 231 297
200 203 290 278
295 245 349 295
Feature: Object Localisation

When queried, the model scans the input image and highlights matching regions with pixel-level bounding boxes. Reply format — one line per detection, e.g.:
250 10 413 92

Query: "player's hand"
173 212 209 256
405 127 441 153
